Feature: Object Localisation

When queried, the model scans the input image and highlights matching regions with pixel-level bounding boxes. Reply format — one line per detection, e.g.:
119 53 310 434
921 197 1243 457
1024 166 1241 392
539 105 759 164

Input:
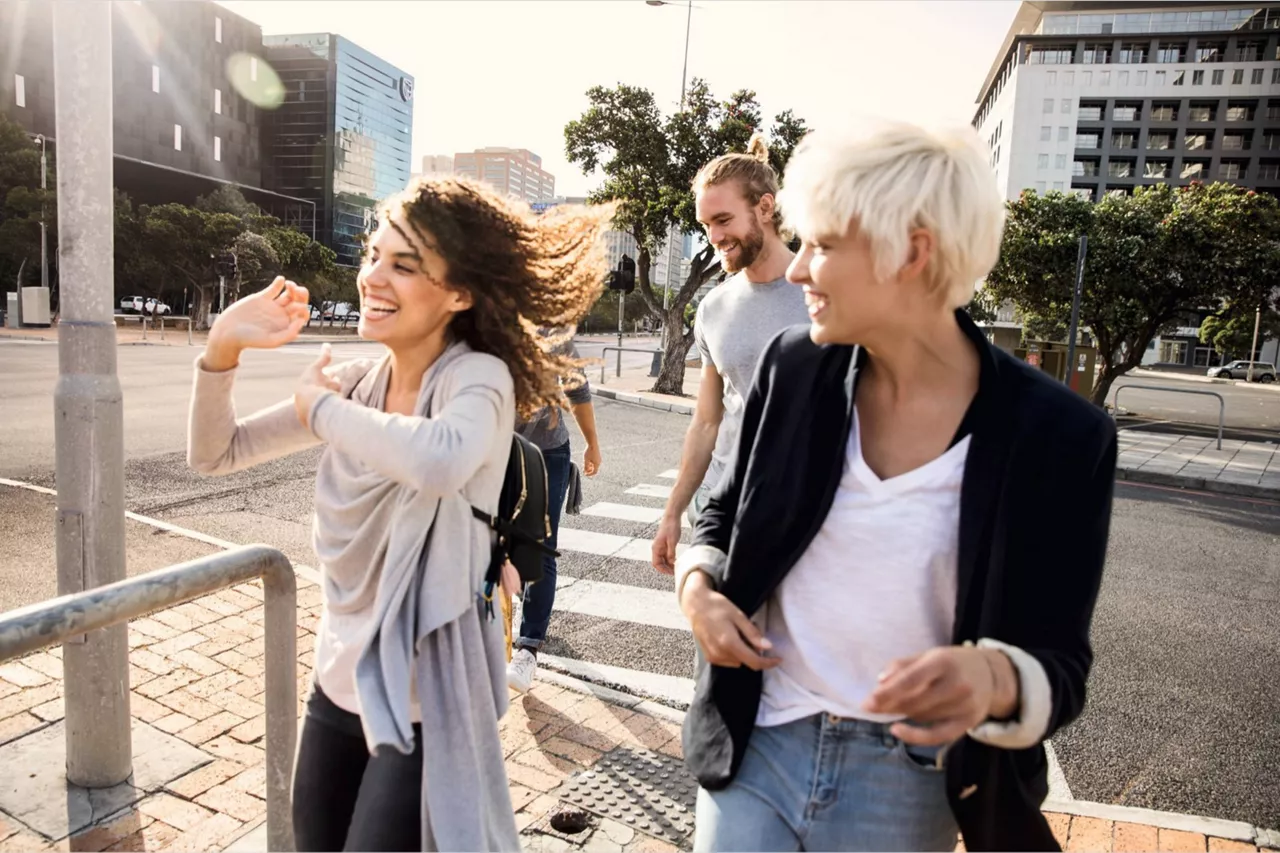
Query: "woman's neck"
859 309 978 404
386 329 451 399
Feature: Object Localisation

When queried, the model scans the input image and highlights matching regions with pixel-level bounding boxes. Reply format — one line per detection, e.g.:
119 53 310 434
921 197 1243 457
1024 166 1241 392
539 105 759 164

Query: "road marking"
625 483 673 499
657 469 679 479
579 502 691 528
558 526 686 560
1045 741 1072 801
516 575 686 633
536 654 695 708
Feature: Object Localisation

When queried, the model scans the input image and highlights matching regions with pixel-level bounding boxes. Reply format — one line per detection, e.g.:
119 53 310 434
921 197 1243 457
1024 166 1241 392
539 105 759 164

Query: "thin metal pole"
1247 305 1261 383
40 135 48 294
617 292 625 377
679 0 691 111
1064 235 1087 389
52 0 131 788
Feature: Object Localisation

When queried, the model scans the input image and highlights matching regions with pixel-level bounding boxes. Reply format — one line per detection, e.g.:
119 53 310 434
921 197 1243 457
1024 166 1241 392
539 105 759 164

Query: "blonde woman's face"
787 225 888 346
356 214 472 347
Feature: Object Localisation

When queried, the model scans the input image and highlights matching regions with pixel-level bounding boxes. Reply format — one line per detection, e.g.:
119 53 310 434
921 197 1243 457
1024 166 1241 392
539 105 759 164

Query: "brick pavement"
0 576 1275 852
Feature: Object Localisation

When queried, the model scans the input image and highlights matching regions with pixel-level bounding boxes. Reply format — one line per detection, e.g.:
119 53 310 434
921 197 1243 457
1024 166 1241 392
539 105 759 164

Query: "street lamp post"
38 134 48 295
646 0 693 313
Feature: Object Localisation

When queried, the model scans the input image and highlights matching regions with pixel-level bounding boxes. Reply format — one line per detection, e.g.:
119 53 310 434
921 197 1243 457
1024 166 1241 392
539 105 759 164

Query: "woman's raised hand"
204 277 311 371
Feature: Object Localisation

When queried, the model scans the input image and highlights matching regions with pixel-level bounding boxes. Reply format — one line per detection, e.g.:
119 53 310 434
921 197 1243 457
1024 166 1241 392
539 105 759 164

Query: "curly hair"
691 132 784 232
380 176 615 420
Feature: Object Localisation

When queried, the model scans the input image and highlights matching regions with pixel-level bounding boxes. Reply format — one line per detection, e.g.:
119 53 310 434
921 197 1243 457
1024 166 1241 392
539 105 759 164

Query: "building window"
1251 69 1264 85
1038 154 1050 170
1173 71 1185 86
250 57 258 82
13 74 24 108
1119 71 1130 86
1061 99 1072 114
1155 71 1167 86
1195 43 1225 63
1180 160 1206 179
1105 187 1128 199
1269 104 1280 122
1083 71 1093 86
1137 70 1148 85
214 88 222 115
1226 105 1253 121
1263 132 1280 151
1159 341 1187 364
1222 133 1248 150
1184 133 1209 150
1077 133 1101 149
1232 69 1244 85
1028 46 1074 64
1113 105 1139 121
215 15 222 43
1081 45 1109 64
1059 126 1070 142
1109 160 1135 178
1144 160 1171 178
1150 104 1177 121
1259 162 1280 180
1230 42 1260 62
1079 105 1103 121
1156 43 1185 63
1101 71 1111 86
1148 132 1174 150
1070 187 1094 201
1188 104 1214 122
1064 71 1075 86
1055 154 1067 169
152 65 160 93
1273 69 1280 86
1047 71 1057 86
1035 182 1047 194
1219 161 1243 180
1193 70 1204 85
174 124 182 151
1043 98 1054 114
1112 132 1137 150
1118 44 1146 64
1212 69 1224 85
1073 160 1099 177
214 136 221 162
1041 126 1052 142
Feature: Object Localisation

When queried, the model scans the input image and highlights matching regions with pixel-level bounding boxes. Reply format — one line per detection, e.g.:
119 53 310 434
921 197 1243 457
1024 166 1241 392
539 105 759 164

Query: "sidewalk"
0 484 1277 852
0 322 364 348
1116 432 1280 499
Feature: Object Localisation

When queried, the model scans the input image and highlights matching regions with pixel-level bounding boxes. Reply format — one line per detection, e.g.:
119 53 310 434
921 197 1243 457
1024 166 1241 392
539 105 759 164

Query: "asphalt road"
1 339 1278 828
1110 373 1280 434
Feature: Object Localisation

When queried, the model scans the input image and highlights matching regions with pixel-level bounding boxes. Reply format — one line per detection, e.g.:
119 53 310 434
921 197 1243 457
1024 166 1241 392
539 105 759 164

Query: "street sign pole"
617 291 625 377
1064 235 1088 388
52 0 132 787
1247 305 1261 382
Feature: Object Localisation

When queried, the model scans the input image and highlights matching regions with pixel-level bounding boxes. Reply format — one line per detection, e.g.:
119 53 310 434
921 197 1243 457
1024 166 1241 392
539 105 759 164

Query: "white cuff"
674 544 726 602
967 638 1053 750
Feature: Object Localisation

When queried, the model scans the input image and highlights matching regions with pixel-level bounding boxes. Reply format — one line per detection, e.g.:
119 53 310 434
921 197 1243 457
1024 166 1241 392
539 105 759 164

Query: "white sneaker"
507 648 537 693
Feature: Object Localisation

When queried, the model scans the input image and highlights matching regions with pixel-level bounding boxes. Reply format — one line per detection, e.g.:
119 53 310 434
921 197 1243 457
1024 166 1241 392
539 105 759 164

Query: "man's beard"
720 218 765 274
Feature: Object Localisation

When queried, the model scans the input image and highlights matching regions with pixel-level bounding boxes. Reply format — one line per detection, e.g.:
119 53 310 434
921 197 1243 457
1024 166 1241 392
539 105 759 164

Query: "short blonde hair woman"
675 120 1117 852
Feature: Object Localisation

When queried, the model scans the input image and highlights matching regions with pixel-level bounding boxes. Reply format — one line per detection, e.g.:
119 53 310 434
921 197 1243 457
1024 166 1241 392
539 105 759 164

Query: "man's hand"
582 444 601 477
862 646 1019 746
679 572 779 671
294 344 342 430
651 514 682 575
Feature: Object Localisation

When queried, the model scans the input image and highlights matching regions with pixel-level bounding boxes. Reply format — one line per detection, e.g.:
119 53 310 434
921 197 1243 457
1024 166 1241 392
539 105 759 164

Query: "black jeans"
292 683 422 852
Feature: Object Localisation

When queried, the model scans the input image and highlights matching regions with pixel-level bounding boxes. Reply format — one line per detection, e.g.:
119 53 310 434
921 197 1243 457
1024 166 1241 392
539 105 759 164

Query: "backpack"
473 433 559 613
345 369 559 614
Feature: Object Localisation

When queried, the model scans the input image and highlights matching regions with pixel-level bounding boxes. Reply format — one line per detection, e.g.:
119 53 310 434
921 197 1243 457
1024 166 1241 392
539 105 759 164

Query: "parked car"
119 296 172 315
1208 360 1276 383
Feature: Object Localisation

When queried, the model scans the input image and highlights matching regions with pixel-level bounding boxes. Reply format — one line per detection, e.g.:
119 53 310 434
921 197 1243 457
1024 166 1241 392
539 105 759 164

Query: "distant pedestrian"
651 133 810 575
507 333 602 693
675 119 1118 852
188 176 612 852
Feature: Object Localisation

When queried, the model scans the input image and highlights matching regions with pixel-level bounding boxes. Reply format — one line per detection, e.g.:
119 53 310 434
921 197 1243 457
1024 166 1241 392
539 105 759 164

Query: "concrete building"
973 1 1280 203
262 34 414 266
0 0 312 224
972 1 1280 371
455 148 555 203
420 154 453 176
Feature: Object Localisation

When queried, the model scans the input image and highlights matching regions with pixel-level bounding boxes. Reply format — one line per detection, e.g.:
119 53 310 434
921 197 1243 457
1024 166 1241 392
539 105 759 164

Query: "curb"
595 387 694 416
1132 369 1280 393
1117 466 1280 501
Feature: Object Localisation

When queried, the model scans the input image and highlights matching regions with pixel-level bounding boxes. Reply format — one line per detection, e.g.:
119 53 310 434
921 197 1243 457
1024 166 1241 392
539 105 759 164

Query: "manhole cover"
552 746 696 846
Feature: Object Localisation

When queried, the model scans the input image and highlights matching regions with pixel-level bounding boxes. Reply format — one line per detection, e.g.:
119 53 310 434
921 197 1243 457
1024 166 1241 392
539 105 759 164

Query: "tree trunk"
651 307 695 395
1090 361 1128 408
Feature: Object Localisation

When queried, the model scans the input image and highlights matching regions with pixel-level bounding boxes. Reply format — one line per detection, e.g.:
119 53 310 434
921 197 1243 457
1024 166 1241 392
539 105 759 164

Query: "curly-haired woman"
187 177 613 851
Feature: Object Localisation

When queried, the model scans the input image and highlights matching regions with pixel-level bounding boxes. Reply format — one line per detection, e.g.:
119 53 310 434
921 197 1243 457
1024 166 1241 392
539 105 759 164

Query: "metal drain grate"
553 746 697 846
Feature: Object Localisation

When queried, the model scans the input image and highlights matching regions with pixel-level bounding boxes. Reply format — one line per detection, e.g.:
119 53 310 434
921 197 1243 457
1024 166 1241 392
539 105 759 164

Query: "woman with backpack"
187 177 612 852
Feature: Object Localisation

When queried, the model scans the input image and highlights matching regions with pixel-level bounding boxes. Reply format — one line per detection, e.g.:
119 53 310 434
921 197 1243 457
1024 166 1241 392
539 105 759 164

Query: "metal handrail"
0 545 297 851
601 345 663 382
1113 384 1225 450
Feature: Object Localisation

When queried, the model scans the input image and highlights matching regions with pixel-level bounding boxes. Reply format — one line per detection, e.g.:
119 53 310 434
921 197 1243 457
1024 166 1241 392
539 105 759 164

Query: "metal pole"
52 0 131 788
40 136 48 294
1064 235 1087 388
679 0 691 111
219 274 226 314
1247 305 1261 383
617 292 625 377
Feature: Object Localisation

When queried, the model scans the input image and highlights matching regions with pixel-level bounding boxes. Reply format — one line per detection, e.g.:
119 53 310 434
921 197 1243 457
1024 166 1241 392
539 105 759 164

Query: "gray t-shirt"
693 273 810 492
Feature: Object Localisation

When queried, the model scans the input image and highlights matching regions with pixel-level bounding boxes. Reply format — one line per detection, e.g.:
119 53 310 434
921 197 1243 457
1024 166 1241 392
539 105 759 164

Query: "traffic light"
606 254 636 294
214 252 237 278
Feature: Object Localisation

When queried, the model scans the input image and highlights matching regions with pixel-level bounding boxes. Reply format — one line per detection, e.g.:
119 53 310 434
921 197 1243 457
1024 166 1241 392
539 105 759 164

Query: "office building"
455 148 555 203
973 2 1280 203
420 154 453 176
262 34 414 266
0 0 311 223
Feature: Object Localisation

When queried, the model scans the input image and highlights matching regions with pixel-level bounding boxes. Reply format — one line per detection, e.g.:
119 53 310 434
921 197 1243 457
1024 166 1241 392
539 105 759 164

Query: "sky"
217 0 1021 198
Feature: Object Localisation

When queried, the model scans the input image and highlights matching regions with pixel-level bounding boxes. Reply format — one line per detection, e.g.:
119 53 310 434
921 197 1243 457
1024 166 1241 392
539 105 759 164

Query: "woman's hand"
862 645 1020 746
205 277 311 371
679 571 779 671
294 344 342 430
582 443 602 477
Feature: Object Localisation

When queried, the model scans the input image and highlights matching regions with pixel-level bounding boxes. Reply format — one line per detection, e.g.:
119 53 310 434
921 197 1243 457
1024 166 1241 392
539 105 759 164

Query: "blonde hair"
777 119 1006 308
691 132 783 231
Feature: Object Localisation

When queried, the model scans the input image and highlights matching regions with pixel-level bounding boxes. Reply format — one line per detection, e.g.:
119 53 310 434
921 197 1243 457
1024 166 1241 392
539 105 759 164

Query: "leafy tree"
983 183 1280 405
138 203 242 327
0 113 56 298
1200 305 1280 360
565 79 808 394
231 231 280 301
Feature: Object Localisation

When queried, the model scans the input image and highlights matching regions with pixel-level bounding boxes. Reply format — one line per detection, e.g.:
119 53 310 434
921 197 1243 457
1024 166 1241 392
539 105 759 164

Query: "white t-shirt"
758 411 969 727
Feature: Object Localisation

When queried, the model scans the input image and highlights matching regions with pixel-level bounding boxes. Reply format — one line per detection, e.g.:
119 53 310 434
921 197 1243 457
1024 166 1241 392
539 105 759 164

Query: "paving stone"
104 820 181 852
66 808 153 853
0 712 47 745
1159 828 1209 852
1046 814 1072 849
158 811 242 853
165 760 245 799
0 662 51 688
136 794 214 833
1067 815 1114 852
1207 838 1258 852
194 784 265 822
174 711 243 746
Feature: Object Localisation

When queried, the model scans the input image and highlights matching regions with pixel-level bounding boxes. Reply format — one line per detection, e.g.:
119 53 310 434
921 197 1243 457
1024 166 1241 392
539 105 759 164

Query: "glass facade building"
263 34 413 266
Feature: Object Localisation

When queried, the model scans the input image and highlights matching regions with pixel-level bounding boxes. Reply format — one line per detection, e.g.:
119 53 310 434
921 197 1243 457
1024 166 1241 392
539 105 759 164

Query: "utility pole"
1064 235 1088 390
1247 305 1261 382
39 134 48 294
52 0 132 788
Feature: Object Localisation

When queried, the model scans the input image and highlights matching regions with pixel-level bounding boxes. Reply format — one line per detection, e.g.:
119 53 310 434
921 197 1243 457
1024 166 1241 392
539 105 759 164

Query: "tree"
139 203 243 327
565 79 809 394
0 112 57 298
231 231 280 301
1200 305 1280 359
982 183 1280 406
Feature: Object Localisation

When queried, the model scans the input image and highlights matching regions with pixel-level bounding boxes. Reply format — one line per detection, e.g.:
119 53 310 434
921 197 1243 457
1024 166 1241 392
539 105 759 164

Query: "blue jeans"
516 441 571 650
694 714 958 852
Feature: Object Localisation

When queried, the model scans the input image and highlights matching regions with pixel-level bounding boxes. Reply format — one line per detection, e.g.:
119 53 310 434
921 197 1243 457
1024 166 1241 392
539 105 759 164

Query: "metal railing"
0 545 297 851
1113 384 1225 450
600 346 663 382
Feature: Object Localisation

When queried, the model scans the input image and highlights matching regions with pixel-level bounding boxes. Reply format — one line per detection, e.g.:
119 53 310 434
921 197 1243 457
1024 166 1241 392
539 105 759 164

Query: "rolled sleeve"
674 544 727 602
968 638 1054 750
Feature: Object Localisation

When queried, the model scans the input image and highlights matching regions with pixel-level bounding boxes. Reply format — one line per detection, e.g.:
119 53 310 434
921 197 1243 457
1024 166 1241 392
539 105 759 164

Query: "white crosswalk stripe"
580 501 692 527
625 483 673 499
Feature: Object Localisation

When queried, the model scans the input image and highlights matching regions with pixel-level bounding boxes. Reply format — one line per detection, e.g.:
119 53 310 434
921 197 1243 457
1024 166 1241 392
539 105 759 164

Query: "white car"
1208 360 1276 383
120 296 171 315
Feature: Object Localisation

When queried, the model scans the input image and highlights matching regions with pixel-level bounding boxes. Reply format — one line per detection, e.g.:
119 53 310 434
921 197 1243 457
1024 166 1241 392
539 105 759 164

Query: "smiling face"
695 181 770 275
356 211 473 347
